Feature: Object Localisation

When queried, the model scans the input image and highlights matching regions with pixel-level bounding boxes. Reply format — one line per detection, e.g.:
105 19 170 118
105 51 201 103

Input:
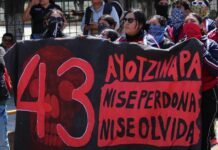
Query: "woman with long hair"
117 9 158 47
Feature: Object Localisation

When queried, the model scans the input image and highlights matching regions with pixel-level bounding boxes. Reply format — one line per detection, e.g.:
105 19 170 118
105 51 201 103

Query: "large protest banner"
4 38 203 150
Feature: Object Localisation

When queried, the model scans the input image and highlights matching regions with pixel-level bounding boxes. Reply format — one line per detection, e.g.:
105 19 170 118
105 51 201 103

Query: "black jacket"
0 46 9 105
201 36 218 76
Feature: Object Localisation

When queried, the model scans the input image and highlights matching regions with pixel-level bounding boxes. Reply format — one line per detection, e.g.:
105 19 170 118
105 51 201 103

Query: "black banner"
4 38 203 150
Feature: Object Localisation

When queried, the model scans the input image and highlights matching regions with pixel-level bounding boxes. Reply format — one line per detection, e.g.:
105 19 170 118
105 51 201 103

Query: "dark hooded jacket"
0 47 9 105
200 36 218 91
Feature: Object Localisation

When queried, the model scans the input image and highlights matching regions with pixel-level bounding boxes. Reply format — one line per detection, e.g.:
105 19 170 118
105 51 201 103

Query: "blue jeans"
0 105 10 150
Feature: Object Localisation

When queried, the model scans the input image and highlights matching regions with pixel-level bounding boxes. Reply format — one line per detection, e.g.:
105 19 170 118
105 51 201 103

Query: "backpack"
83 3 112 35
104 0 123 19
109 1 123 19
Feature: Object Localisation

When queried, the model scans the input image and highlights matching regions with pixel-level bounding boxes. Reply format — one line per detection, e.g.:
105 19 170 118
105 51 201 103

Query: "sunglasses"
191 1 206 6
123 18 135 24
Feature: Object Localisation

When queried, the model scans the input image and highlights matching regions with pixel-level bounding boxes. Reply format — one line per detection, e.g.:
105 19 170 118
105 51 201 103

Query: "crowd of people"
0 0 218 150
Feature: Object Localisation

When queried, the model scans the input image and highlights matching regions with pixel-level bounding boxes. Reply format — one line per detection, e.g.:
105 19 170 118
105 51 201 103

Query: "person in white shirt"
81 0 120 35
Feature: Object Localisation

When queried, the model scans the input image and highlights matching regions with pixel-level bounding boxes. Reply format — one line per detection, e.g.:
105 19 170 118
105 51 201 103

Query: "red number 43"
17 54 95 147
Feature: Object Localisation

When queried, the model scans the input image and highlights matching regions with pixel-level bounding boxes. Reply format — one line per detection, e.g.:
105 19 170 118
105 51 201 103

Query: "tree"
4 0 26 40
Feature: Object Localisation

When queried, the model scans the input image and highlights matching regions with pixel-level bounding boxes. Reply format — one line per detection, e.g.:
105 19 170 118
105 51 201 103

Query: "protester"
98 14 117 34
81 0 119 35
43 9 65 38
23 0 66 39
167 0 191 43
148 15 174 49
99 28 119 41
154 0 169 20
0 34 12 150
191 0 216 33
182 12 218 150
117 9 158 47
0 33 14 51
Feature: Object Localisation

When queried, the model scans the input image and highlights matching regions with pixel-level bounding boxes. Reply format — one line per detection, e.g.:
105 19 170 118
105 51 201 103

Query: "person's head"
100 28 119 41
43 9 65 38
184 12 203 25
183 13 204 39
154 0 169 19
122 9 146 36
170 0 191 29
148 15 166 43
1 33 14 50
172 0 191 16
98 15 117 33
191 0 210 18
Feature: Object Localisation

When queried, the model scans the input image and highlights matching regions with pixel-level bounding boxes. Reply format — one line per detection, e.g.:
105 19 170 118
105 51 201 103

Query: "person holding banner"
0 44 10 150
147 15 174 49
42 9 66 38
182 12 218 150
81 0 120 35
117 9 158 47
